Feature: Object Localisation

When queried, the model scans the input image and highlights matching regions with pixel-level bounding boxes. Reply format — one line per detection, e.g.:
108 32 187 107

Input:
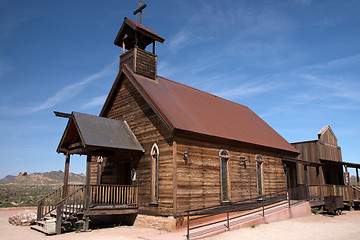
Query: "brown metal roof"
104 65 299 154
57 112 144 154
114 17 164 49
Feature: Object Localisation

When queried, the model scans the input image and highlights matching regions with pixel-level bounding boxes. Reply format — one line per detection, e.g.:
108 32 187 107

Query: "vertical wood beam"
304 165 309 200
356 168 359 185
63 153 70 198
316 166 322 201
152 41 155 54
84 152 92 231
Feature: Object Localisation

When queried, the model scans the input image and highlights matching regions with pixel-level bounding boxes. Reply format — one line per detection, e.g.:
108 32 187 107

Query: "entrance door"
118 161 130 185
285 162 298 189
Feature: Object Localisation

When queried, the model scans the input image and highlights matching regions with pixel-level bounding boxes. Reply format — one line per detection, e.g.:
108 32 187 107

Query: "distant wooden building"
290 125 360 207
292 125 344 186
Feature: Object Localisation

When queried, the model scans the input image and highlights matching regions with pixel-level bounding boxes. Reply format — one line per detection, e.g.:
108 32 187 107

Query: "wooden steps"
31 217 58 235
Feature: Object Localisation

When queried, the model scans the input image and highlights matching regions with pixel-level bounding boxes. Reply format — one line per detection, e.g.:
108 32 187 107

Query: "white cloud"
214 81 277 99
299 74 360 102
307 54 360 70
81 95 107 110
168 28 193 53
27 60 116 114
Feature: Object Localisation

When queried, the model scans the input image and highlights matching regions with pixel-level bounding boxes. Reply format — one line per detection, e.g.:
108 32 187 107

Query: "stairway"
31 185 86 235
31 205 85 235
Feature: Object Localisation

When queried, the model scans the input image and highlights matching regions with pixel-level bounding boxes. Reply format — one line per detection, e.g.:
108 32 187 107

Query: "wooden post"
37 199 43 221
304 165 309 200
84 152 92 232
226 205 230 231
316 166 322 201
56 204 62 234
186 211 190 240
63 153 70 198
356 168 359 186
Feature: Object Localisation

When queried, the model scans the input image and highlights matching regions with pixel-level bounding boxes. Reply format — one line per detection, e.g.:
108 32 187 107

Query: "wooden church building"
43 14 303 233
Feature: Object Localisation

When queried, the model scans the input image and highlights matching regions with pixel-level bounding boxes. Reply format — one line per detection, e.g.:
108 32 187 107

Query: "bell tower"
114 3 164 80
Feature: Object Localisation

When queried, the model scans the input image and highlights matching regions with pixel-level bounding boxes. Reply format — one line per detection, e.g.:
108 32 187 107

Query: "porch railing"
90 185 138 207
308 184 357 202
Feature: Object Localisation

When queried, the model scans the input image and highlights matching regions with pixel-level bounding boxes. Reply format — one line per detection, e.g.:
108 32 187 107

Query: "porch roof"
280 156 322 167
57 112 144 155
320 159 360 169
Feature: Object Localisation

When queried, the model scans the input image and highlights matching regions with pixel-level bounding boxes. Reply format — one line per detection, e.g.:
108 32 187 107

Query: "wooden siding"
175 137 287 213
100 76 174 216
120 47 157 79
318 142 342 162
292 141 319 163
319 127 338 146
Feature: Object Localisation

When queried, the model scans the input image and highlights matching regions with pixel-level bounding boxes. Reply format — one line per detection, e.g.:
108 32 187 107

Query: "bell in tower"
114 10 164 80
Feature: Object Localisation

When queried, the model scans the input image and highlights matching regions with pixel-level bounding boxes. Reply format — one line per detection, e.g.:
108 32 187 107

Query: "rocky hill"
0 171 85 185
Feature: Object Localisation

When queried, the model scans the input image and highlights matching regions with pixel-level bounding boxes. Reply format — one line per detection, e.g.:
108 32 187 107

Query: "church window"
151 143 159 203
219 150 231 202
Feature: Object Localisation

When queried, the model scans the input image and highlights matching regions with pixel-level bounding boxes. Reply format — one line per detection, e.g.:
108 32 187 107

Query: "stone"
8 210 36 226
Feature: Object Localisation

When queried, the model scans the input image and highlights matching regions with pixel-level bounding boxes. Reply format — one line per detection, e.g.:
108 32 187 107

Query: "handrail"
54 186 85 234
185 186 307 239
185 188 289 214
36 184 84 221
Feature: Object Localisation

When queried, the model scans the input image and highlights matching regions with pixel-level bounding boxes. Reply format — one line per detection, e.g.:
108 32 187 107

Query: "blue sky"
0 0 359 178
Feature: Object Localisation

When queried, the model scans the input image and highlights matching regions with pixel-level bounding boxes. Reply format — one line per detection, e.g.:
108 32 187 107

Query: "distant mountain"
0 175 16 183
0 171 85 185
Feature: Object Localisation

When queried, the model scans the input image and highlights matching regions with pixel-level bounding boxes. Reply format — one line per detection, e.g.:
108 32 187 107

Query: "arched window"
151 143 159 203
255 154 263 197
219 150 230 202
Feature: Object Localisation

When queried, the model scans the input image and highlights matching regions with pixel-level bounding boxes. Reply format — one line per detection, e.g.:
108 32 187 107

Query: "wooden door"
118 161 130 185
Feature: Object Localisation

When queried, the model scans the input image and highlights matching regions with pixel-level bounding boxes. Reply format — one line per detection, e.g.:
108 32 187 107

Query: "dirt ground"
1 208 360 240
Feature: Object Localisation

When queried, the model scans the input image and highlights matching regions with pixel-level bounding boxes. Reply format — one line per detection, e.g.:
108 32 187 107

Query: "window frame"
150 143 159 204
255 154 264 197
219 149 231 202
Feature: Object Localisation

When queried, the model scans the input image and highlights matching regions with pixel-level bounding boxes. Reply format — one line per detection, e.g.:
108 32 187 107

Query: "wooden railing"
308 184 359 203
309 185 321 200
90 185 138 207
321 185 352 201
37 184 84 221
352 185 360 201
55 185 86 234
37 184 138 225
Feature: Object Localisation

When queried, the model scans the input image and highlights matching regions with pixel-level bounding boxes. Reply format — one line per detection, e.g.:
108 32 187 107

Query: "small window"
151 144 159 203
219 150 230 202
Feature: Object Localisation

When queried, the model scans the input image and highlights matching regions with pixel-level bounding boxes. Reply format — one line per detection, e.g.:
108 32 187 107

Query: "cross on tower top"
133 1 147 24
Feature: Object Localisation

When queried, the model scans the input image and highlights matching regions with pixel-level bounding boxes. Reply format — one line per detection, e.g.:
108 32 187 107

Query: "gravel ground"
1 208 359 240
205 210 360 240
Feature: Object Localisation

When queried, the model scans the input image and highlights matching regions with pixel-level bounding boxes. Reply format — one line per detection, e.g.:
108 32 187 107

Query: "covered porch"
35 112 144 234
281 156 360 208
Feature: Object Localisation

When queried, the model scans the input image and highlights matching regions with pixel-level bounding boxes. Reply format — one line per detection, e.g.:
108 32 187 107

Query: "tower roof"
114 17 164 50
